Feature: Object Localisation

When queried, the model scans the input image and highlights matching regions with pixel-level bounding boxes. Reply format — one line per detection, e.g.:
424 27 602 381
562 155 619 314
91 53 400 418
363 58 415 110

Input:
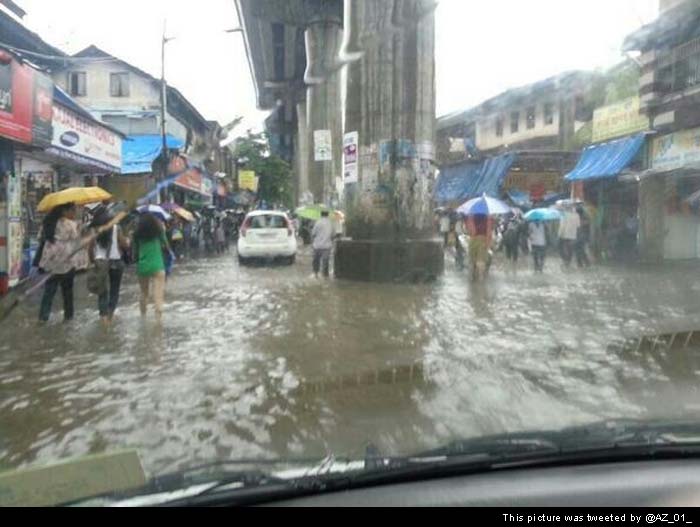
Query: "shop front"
0 48 54 291
170 156 214 210
565 133 647 262
640 127 700 262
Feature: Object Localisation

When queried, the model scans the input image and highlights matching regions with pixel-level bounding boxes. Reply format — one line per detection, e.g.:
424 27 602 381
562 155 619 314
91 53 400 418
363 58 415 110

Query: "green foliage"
232 131 293 208
604 62 641 105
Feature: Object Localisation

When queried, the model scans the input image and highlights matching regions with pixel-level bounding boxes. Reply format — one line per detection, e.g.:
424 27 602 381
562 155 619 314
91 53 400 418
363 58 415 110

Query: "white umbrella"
137 204 172 221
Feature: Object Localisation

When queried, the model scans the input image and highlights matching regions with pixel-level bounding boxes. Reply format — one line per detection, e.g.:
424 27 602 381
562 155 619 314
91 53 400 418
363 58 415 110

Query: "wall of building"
53 62 189 141
476 99 561 152
53 61 157 111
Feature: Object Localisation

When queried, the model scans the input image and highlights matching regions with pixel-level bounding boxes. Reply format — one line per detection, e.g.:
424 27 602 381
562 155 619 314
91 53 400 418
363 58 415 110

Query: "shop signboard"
592 97 649 143
0 55 33 144
0 52 54 146
238 170 258 193
651 127 700 171
32 71 53 146
201 176 214 197
174 168 203 194
46 103 122 172
343 131 358 184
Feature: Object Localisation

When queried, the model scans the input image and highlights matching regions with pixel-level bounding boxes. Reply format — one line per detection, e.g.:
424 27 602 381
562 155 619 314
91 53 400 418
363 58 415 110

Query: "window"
68 72 86 97
495 116 504 137
526 106 536 129
510 111 519 134
110 72 130 97
544 103 554 125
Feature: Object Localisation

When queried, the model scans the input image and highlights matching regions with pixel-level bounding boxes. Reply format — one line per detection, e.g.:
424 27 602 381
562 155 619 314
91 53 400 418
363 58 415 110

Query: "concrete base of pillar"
334 239 444 283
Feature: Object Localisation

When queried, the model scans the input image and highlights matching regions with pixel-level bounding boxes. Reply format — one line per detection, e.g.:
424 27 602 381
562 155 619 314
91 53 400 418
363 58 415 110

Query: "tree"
231 131 293 208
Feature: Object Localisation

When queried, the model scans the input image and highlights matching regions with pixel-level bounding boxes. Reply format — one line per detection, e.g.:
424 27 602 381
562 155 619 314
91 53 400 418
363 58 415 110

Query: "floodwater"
2 246 700 478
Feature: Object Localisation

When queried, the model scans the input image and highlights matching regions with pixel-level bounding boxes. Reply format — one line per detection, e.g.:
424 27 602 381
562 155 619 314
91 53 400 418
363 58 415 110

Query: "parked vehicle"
237 211 297 265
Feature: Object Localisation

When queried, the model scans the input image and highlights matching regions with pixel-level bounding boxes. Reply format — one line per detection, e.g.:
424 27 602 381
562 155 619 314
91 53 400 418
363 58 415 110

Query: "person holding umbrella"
36 203 81 323
524 208 561 273
133 213 171 323
457 195 511 282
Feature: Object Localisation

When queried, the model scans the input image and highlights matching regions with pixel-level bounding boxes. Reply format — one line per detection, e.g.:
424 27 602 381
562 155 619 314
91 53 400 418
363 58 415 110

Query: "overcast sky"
15 0 659 128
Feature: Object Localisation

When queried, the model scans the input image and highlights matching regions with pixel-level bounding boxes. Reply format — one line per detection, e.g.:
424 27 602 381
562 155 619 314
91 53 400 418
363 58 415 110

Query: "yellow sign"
238 170 258 192
592 97 649 143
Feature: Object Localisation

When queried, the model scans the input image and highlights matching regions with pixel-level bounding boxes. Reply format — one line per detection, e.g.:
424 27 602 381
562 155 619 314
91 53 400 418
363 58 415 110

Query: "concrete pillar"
295 100 310 205
305 18 343 206
639 175 666 263
335 0 443 282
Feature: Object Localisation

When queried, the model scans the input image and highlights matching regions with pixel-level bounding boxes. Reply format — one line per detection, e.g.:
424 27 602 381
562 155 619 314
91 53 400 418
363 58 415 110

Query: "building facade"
624 0 700 261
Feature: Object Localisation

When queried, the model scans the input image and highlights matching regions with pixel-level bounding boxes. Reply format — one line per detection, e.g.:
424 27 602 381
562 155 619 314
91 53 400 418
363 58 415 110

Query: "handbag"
87 260 109 295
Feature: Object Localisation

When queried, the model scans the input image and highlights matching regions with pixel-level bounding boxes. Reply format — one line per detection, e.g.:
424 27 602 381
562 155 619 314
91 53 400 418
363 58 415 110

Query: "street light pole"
160 21 173 204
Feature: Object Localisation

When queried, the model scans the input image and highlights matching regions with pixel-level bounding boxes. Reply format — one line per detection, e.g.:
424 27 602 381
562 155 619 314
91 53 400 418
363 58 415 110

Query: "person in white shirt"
558 206 580 268
439 214 450 245
311 211 334 278
90 210 130 325
529 221 547 273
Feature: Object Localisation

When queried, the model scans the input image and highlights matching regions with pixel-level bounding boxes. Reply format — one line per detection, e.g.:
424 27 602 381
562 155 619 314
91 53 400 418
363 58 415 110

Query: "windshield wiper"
93 419 700 507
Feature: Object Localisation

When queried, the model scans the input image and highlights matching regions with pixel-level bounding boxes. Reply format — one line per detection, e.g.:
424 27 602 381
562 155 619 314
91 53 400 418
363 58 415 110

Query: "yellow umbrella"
173 206 195 223
37 187 112 213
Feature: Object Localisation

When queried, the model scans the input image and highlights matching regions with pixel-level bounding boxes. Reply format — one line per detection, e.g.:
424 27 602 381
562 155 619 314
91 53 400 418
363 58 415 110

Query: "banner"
651 127 700 171
0 56 33 144
238 170 258 192
314 130 332 161
592 97 649 143
343 131 358 184
47 103 122 172
6 171 22 286
174 169 203 194
32 71 53 146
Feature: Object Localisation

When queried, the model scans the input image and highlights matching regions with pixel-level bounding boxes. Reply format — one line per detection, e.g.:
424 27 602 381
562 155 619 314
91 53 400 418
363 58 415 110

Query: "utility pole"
160 20 172 204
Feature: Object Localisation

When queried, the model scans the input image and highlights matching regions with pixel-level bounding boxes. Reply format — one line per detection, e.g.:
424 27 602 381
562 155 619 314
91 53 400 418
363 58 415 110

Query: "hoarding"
651 127 700 171
46 103 122 172
238 170 258 192
343 131 358 184
592 97 649 143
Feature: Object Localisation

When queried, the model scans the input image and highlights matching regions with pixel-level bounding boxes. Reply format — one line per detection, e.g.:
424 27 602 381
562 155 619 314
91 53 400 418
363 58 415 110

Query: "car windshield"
249 215 286 229
2 0 700 508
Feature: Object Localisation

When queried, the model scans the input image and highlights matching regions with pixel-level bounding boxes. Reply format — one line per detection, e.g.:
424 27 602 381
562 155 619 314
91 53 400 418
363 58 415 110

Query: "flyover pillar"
304 17 343 206
335 0 443 282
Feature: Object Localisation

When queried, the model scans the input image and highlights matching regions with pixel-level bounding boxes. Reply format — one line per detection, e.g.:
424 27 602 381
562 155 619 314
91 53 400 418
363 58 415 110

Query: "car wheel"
238 256 248 266
287 255 296 266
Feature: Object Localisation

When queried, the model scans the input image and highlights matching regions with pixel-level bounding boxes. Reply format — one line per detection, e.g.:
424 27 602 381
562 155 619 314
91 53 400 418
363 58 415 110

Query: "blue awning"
122 134 185 175
434 162 481 204
565 133 645 182
435 154 516 204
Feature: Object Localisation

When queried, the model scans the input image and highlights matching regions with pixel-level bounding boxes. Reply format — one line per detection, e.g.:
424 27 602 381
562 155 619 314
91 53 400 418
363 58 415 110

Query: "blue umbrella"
457 194 512 216
524 208 562 222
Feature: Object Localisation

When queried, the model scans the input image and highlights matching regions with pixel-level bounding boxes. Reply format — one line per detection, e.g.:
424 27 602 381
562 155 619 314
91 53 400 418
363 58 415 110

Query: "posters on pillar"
314 130 332 161
343 131 358 184
6 172 22 286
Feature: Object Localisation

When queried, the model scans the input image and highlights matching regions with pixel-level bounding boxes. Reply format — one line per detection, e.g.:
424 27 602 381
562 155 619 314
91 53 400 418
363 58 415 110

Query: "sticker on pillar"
343 131 359 184
314 130 332 161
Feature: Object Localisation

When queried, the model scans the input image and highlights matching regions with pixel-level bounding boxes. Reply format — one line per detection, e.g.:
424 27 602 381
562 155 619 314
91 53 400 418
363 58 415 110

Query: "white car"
237 211 297 265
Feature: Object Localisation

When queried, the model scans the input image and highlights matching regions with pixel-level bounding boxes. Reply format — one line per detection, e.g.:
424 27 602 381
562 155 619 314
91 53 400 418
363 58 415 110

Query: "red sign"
0 58 33 143
174 169 203 194
0 52 53 145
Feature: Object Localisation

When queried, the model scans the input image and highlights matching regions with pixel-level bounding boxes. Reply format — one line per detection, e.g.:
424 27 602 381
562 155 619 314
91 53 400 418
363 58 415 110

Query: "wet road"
2 247 700 477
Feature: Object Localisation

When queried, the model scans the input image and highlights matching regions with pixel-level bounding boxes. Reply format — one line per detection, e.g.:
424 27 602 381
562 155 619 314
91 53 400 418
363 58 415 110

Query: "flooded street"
2 249 700 477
